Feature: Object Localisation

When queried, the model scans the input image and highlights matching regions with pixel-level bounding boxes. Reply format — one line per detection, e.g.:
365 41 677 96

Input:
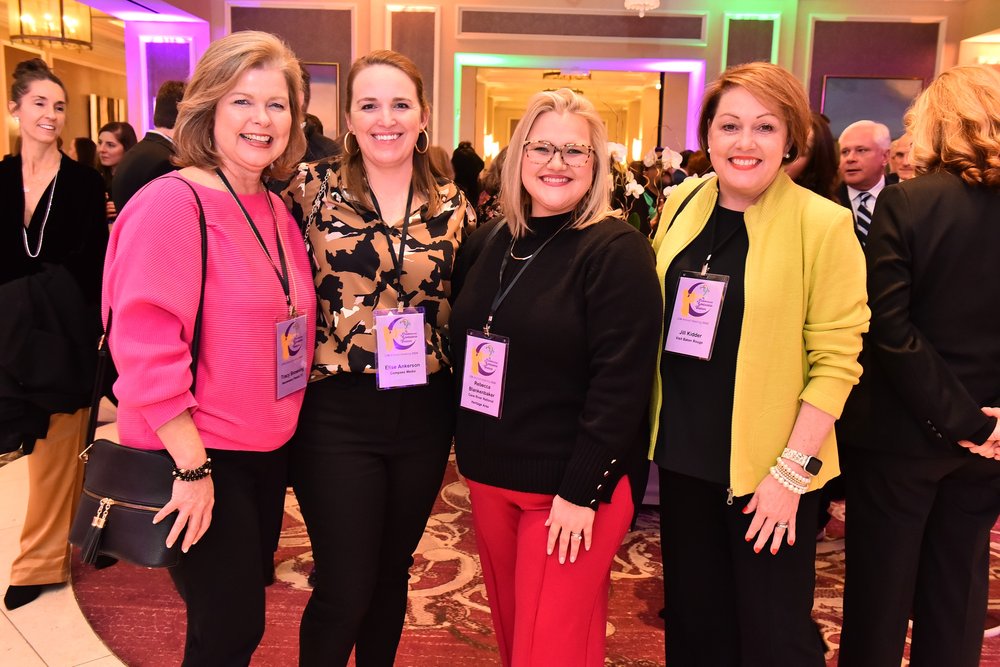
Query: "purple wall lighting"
144 38 192 130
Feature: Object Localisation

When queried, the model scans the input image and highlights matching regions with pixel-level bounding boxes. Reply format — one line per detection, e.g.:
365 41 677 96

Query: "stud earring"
706 147 711 154
784 152 790 159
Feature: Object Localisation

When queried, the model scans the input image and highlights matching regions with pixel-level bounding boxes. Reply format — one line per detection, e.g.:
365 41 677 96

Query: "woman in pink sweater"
102 32 315 666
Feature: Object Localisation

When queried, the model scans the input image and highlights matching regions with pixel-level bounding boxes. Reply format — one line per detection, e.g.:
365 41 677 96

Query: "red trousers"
467 476 633 667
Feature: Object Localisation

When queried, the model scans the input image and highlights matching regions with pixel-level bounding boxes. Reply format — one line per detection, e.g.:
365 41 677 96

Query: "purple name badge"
374 307 428 390
664 271 729 361
460 330 509 418
275 314 309 399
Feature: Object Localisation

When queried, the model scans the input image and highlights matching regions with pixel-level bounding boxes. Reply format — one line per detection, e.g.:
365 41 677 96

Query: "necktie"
855 192 873 243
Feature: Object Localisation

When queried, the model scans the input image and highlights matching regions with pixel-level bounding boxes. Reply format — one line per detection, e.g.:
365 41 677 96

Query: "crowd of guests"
2 30 999 667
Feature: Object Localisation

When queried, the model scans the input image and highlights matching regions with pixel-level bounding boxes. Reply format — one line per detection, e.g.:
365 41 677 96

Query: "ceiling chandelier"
624 0 660 19
9 0 93 49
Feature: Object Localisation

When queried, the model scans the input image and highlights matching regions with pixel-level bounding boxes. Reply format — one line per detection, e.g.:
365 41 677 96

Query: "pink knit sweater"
103 175 315 452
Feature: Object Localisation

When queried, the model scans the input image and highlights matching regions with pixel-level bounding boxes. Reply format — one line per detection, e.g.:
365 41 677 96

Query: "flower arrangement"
608 142 646 230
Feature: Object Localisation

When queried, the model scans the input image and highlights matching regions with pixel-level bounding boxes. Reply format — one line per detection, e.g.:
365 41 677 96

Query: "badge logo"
383 316 419 350
472 341 499 376
681 282 713 317
281 319 304 360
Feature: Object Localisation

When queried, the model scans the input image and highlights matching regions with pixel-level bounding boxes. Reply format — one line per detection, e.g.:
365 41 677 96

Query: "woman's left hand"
743 475 800 555
545 495 596 564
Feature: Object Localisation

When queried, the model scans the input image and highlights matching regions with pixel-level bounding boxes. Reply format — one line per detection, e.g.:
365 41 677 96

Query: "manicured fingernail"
741 507 749 514
788 540 795 546
770 548 778 555
745 536 751 542
753 546 761 553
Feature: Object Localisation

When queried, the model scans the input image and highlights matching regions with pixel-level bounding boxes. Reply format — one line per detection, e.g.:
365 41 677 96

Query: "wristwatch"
781 447 823 475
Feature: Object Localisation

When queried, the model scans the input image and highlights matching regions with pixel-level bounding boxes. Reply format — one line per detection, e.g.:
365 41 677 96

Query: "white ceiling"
477 67 659 110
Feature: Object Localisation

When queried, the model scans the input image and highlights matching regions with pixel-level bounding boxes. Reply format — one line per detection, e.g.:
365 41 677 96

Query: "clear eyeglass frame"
522 140 594 168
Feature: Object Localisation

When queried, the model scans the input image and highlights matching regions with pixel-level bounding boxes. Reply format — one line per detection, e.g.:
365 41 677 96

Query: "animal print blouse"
282 159 475 378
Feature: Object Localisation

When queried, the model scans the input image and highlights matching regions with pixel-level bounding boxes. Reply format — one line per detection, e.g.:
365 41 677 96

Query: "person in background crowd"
112 80 185 213
1 58 108 611
452 139 485 207
671 149 693 184
785 112 840 202
428 145 455 180
837 120 891 245
450 87 661 667
685 149 711 177
68 136 96 168
888 132 916 182
281 50 474 667
298 64 340 163
476 146 507 223
96 121 137 223
103 32 314 665
838 64 1000 667
650 62 868 666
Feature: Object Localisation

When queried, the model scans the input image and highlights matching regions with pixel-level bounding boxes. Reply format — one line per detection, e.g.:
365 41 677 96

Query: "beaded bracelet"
769 465 807 494
172 458 212 482
774 457 811 487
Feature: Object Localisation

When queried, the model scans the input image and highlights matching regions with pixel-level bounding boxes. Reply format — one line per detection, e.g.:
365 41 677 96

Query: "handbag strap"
664 178 710 233
85 177 208 446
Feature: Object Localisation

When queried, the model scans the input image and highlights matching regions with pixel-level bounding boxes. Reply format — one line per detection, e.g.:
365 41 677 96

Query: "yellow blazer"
649 172 870 496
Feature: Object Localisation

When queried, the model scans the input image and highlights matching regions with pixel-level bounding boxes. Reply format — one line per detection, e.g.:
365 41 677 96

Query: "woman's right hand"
154 476 215 553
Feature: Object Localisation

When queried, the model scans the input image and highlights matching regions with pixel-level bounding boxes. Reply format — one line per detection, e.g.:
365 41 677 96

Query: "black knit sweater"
450 213 662 508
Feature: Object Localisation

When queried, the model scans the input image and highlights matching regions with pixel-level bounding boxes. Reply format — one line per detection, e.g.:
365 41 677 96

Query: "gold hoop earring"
415 128 429 155
344 131 359 156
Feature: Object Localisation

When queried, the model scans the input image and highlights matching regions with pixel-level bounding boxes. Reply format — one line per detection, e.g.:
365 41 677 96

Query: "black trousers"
290 372 454 667
839 448 1000 667
659 468 825 667
169 446 289 667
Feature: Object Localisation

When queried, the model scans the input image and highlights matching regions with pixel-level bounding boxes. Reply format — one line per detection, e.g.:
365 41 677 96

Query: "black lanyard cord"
483 219 572 335
700 205 744 275
370 183 415 309
215 168 294 316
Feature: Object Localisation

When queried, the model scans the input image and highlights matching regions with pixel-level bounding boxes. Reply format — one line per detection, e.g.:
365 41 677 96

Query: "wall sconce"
9 0 92 49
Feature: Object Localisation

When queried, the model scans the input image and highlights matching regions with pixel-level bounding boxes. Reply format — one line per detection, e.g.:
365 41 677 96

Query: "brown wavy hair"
340 50 441 216
172 31 305 181
906 65 1000 188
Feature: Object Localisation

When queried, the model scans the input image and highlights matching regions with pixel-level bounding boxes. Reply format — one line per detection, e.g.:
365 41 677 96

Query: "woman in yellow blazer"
649 62 869 666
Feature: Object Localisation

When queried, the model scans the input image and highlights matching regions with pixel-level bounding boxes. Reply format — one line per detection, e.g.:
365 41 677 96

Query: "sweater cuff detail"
558 442 621 508
140 392 199 434
968 416 997 447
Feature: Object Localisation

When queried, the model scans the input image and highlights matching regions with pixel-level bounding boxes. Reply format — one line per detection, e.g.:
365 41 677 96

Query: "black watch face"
804 457 823 475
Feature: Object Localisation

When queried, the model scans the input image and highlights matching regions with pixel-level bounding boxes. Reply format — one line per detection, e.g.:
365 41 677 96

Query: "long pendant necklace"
22 170 59 259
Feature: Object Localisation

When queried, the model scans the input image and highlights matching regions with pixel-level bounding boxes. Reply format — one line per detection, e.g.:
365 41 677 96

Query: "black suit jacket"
112 132 176 212
840 171 1000 456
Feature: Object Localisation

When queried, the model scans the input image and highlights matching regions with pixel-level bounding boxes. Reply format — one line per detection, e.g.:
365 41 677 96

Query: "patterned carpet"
72 457 1000 666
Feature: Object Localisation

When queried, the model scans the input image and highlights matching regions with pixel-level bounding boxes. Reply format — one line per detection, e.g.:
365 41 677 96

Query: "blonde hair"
698 62 811 164
905 65 1000 188
340 50 442 216
173 31 305 181
500 88 612 238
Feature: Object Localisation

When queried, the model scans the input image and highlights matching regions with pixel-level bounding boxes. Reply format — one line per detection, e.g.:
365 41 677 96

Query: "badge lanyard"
370 184 415 310
461 219 571 419
482 218 572 335
215 168 296 317
664 205 743 361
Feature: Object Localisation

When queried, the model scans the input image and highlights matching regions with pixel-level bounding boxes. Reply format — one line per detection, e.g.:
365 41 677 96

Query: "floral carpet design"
72 457 1000 666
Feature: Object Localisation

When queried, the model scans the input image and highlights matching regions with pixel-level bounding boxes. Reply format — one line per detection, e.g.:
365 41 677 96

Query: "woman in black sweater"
1 59 107 611
450 88 661 666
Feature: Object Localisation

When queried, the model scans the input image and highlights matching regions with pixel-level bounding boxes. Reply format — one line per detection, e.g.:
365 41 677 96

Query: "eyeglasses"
522 140 594 168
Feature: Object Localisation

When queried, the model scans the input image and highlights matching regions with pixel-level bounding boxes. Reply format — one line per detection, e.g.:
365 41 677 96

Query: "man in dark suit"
112 80 185 213
836 120 891 246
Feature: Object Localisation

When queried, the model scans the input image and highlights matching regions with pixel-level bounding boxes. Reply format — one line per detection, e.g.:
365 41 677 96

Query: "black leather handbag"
70 178 207 568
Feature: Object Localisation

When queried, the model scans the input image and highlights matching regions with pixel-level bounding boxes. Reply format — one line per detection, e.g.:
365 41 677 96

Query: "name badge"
276 314 309 399
664 271 729 361
460 330 509 418
374 307 428 389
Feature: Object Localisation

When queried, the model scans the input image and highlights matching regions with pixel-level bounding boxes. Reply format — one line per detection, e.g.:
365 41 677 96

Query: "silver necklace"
509 247 535 261
22 170 59 258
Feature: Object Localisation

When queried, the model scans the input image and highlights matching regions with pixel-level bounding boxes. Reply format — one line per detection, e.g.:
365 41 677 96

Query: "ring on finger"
569 532 583 540
775 522 789 530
